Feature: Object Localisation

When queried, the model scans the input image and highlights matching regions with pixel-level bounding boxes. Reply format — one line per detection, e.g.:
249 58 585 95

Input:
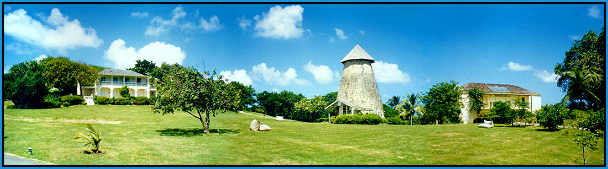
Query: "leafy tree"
3 61 49 108
387 96 400 108
513 98 530 125
322 91 338 116
536 103 569 130
554 29 605 111
467 87 485 121
292 96 329 122
421 81 463 124
396 94 420 125
119 86 131 98
226 82 255 111
255 90 304 118
489 101 513 124
128 59 157 75
565 110 601 165
153 64 240 133
40 57 97 95
382 104 400 118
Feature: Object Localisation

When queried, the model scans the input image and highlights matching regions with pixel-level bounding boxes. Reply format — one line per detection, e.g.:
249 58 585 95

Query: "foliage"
564 111 602 165
322 91 338 116
153 64 240 133
568 109 606 134
133 97 151 105
291 96 329 122
74 124 102 154
128 59 157 75
331 114 383 125
554 29 605 111
93 96 110 105
3 60 49 108
467 87 485 120
386 116 408 125
44 94 62 108
255 90 304 117
387 96 400 108
421 81 463 124
112 97 132 105
60 95 84 106
40 57 97 95
488 101 513 124
383 104 400 118
119 86 131 98
226 82 256 111
536 103 569 130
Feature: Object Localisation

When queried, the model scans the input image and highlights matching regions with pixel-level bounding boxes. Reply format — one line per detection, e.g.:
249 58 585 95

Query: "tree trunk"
410 115 412 125
583 146 586 165
204 112 211 134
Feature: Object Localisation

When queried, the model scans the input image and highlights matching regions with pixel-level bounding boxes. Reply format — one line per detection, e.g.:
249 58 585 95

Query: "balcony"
98 81 148 87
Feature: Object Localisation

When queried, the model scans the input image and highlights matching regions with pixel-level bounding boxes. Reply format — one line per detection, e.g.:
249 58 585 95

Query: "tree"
255 90 304 118
565 110 601 165
421 81 463 124
536 103 569 130
322 91 338 116
153 64 240 133
555 29 605 111
226 82 255 111
3 61 49 108
40 57 97 96
128 59 157 75
291 96 329 122
489 101 513 125
387 96 400 108
513 98 530 126
119 86 130 98
382 104 400 118
467 87 485 121
396 94 419 125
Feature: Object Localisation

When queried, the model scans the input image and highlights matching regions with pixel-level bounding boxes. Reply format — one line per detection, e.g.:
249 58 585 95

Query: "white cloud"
5 43 34 55
335 28 348 40
569 35 581 40
535 70 560 83
104 39 186 69
253 5 305 39
238 17 252 30
304 61 335 84
35 54 48 61
220 69 253 86
505 61 533 71
200 15 222 32
372 61 411 84
588 5 601 19
4 8 103 52
252 62 309 86
131 11 149 18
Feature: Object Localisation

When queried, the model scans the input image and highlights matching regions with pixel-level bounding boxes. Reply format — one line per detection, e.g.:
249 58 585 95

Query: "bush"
291 96 329 122
113 97 132 105
119 86 130 98
254 107 264 114
133 97 151 105
536 103 568 130
315 118 329 123
387 116 408 125
94 96 110 105
331 114 383 125
44 94 62 108
489 101 513 124
61 95 84 106
3 61 49 108
383 104 400 118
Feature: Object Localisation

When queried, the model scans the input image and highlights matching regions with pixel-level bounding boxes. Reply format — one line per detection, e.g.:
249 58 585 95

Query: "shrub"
383 104 400 118
3 61 49 108
315 117 329 123
254 107 264 114
44 94 62 108
119 86 130 98
113 97 131 105
489 101 513 124
61 95 84 106
536 103 568 130
332 114 382 125
133 97 150 105
291 96 329 122
94 96 110 105
74 124 102 154
387 116 408 125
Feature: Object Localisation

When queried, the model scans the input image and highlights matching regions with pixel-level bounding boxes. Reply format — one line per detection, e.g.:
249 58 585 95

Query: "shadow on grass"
535 128 560 132
156 128 240 136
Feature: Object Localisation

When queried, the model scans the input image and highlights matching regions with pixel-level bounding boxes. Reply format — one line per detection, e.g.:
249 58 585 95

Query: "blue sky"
2 4 605 105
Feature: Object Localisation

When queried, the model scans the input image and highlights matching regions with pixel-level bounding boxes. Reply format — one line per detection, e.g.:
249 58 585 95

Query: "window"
521 97 525 102
488 86 509 92
101 77 106 81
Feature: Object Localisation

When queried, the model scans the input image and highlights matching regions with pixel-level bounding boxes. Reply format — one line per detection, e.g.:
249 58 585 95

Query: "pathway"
3 153 52 165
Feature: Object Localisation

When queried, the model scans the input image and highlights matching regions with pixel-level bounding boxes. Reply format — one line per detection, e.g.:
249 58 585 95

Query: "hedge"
330 114 383 125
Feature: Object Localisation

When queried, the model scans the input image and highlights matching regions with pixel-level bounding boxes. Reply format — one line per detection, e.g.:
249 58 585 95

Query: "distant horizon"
3 3 605 105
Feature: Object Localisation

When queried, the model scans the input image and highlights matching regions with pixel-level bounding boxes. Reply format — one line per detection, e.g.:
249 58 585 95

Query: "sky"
2 3 605 105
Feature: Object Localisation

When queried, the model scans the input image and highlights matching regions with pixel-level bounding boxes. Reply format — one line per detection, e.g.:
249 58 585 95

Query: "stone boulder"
249 119 260 131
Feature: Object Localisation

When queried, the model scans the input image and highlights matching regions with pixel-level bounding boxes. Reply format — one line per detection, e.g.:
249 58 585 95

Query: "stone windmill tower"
328 44 383 117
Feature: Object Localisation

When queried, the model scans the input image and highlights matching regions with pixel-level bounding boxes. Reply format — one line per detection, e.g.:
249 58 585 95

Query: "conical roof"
341 44 375 63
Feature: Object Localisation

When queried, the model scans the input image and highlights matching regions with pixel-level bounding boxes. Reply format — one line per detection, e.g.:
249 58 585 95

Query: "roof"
98 69 147 77
341 44 375 63
463 83 541 96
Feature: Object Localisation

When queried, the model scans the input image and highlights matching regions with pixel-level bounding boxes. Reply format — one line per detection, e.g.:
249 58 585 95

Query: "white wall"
531 96 542 112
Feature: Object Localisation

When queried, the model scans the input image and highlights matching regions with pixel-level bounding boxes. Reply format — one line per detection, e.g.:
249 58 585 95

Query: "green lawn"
3 103 605 165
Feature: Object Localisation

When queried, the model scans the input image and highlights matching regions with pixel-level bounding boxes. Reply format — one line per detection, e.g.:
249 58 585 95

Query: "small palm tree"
396 94 419 125
74 124 102 154
387 96 400 108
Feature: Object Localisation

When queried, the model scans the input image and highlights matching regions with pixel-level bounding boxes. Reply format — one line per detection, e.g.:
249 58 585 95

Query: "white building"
460 83 542 124
78 69 157 100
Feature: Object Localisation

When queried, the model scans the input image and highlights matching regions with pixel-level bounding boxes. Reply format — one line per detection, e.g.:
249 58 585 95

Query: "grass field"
3 103 605 165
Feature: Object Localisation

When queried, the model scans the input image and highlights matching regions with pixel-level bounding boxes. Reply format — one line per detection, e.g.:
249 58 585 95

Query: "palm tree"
396 94 419 125
387 96 400 108
556 65 602 110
